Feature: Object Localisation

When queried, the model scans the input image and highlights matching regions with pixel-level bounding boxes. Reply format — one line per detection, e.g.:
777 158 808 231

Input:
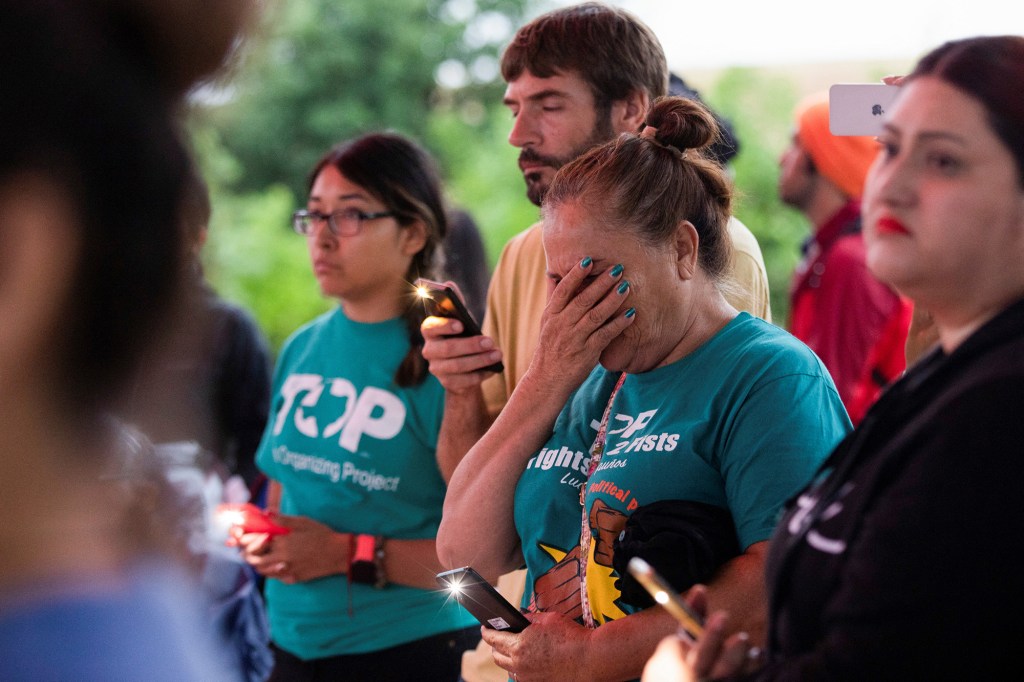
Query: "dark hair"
308 133 448 387
543 96 732 281
501 2 668 112
181 167 213 244
668 73 741 166
0 0 241 421
909 35 1024 187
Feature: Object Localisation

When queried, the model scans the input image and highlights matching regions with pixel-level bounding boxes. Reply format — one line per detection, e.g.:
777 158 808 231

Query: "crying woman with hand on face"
436 96 849 682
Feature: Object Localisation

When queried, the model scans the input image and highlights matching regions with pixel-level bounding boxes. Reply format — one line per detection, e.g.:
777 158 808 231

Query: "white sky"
552 0 1024 70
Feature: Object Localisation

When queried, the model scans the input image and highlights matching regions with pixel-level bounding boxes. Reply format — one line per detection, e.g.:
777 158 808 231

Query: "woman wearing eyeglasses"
236 133 479 681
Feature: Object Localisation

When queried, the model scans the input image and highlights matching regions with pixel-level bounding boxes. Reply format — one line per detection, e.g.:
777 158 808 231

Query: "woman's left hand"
484 611 594 682
641 611 761 682
244 513 347 584
529 258 635 388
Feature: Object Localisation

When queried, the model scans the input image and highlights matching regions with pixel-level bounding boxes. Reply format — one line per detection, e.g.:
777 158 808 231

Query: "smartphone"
215 502 291 537
415 278 503 373
828 83 900 136
627 557 704 643
436 567 530 632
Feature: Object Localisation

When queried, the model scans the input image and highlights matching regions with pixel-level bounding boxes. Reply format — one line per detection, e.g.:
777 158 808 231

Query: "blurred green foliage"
424 97 542 257
186 0 889 354
706 68 809 322
189 0 540 351
199 0 536 198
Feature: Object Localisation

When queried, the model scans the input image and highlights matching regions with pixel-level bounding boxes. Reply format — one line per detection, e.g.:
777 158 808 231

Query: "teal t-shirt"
255 308 475 659
514 313 851 626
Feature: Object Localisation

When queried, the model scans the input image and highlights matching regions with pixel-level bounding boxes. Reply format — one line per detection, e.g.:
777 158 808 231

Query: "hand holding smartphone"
436 567 530 632
216 502 291 538
415 278 503 373
627 557 704 643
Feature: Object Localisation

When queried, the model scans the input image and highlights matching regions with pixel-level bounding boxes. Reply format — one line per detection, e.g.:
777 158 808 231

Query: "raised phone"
415 278 503 373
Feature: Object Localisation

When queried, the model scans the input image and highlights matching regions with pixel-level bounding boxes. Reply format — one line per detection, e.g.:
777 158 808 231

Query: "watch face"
349 534 385 586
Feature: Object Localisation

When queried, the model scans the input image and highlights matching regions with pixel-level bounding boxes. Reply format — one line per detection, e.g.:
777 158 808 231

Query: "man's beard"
778 176 816 214
519 117 615 207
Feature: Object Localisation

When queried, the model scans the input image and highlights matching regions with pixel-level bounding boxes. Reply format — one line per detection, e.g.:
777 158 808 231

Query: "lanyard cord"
578 371 626 629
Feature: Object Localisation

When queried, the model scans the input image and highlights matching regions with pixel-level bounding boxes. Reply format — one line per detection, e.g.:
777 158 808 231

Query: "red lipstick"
875 216 909 236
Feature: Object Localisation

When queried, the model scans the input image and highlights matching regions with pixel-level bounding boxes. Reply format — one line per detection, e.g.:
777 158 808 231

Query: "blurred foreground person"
0 0 251 679
105 427 273 682
642 34 1024 681
128 168 272 496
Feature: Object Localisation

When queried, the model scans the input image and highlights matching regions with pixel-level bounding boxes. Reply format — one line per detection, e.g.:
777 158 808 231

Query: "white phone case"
829 83 901 136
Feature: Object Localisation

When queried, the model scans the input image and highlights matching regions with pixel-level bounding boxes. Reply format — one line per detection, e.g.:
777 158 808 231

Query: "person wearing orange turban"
780 92 908 421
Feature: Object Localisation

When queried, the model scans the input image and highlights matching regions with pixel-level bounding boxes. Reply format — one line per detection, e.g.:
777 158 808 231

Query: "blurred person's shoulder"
726 216 766 268
0 562 243 682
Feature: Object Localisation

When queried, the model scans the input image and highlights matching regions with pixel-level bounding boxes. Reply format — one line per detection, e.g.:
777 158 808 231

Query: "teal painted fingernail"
580 256 593 268
617 280 630 294
610 264 624 278
624 307 636 318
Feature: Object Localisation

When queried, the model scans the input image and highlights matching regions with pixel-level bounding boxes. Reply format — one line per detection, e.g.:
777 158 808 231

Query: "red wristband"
349 534 386 588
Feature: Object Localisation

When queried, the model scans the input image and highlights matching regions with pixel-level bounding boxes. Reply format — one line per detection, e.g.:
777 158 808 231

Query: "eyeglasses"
291 208 395 237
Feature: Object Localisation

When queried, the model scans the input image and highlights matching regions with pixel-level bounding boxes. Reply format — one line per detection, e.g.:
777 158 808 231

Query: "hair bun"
643 96 720 157
639 124 685 158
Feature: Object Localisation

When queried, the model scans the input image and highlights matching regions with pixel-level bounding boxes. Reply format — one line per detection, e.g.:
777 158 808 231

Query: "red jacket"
788 201 904 412
847 297 914 424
